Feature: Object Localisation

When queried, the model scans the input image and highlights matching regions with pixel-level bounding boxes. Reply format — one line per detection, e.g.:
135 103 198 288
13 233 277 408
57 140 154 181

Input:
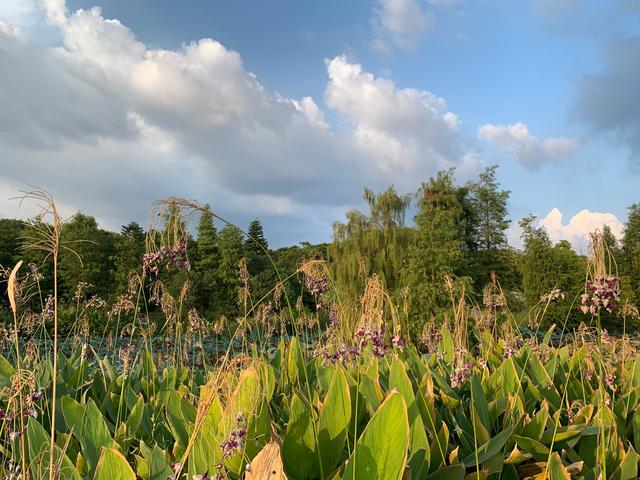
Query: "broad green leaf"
389 358 429 479
342 392 409 480
94 448 136 480
425 465 465 480
189 393 223 476
26 418 81 480
318 368 351 476
282 393 319 479
462 426 513 467
62 397 115 477
149 445 173 480
511 434 550 462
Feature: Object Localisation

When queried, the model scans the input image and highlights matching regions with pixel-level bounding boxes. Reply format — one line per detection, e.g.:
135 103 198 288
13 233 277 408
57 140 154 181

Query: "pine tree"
218 225 245 316
466 166 512 290
407 170 464 338
193 205 219 313
114 221 145 294
519 214 556 306
469 166 510 250
245 219 269 255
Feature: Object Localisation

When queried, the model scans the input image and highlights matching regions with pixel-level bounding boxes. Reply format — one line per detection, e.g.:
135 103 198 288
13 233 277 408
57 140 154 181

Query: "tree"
519 214 556 306
59 213 117 301
245 220 268 255
0 219 23 268
468 166 510 250
622 204 640 303
217 225 245 317
329 186 413 300
114 221 145 294
465 166 512 290
193 205 220 314
407 170 465 338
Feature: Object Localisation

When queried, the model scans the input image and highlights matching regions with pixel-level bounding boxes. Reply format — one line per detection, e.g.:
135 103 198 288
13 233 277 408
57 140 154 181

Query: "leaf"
62 397 115 477
389 358 429 479
282 393 319 479
462 426 513 467
425 465 465 480
318 368 351 475
287 337 305 385
189 393 223 476
511 435 550 462
245 442 287 480
149 445 173 480
26 418 81 480
94 448 136 480
504 445 532 465
610 446 639 480
166 392 191 449
546 452 571 480
7 260 23 314
342 391 410 480
470 375 490 433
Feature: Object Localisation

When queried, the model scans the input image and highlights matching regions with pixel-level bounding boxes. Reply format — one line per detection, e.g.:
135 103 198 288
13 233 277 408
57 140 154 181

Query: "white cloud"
325 55 470 174
478 121 578 170
539 208 623 252
39 0 66 25
0 2 477 245
371 0 434 53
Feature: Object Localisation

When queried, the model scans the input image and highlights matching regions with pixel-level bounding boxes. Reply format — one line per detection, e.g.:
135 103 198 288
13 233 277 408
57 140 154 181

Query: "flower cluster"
355 327 406 357
220 413 247 460
540 288 566 303
304 272 328 297
604 373 617 392
483 291 506 310
451 361 473 389
143 237 190 276
580 276 620 315
318 344 360 365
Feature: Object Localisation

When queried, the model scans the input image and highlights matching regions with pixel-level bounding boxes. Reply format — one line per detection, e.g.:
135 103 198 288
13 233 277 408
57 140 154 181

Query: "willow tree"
328 186 413 300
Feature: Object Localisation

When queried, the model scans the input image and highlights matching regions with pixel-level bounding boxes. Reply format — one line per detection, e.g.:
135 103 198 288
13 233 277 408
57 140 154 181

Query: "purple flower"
581 276 621 315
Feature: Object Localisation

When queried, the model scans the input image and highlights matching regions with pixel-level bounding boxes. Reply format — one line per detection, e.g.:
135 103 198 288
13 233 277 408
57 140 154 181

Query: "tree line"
1 166 639 337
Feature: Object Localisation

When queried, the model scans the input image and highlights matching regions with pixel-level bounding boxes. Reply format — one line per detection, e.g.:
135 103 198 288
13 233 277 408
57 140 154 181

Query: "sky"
0 0 638 251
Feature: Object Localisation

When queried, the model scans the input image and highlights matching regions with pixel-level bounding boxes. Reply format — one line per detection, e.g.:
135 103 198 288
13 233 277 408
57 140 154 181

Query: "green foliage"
216 224 245 317
59 213 117 301
245 219 269 255
622 204 640 304
192 205 220 315
407 170 465 338
329 186 413 300
114 221 145 295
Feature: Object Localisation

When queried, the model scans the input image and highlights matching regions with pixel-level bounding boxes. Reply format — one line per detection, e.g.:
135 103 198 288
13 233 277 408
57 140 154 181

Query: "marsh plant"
2 192 640 480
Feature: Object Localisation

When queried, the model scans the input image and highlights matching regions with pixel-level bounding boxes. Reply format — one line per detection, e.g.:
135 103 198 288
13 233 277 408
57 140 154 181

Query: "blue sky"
0 0 638 250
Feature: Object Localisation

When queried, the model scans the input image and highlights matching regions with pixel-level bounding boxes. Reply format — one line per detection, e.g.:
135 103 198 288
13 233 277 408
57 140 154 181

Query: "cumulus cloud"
539 208 623 252
574 36 640 165
371 0 434 53
478 121 578 170
0 2 475 245
325 55 469 173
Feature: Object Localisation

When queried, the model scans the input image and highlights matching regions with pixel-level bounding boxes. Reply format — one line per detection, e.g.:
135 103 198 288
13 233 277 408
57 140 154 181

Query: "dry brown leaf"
245 441 287 480
8 260 23 315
